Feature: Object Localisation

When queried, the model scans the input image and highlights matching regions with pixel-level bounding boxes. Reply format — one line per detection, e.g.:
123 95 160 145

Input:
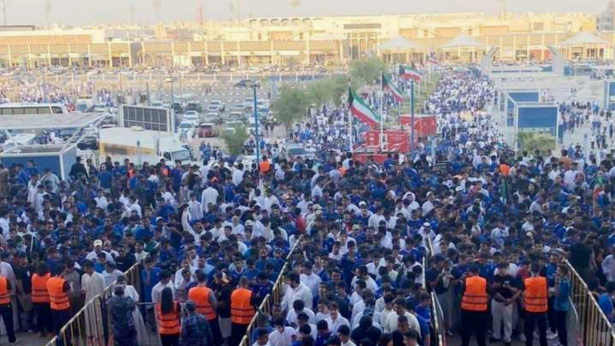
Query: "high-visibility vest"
524 277 548 313
156 303 181 335
259 161 271 173
188 286 217 321
0 277 10 305
230 288 255 325
31 273 51 303
461 276 489 312
46 277 70 311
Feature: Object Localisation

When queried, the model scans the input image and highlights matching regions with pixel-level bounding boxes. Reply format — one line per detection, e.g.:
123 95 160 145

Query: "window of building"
343 23 381 30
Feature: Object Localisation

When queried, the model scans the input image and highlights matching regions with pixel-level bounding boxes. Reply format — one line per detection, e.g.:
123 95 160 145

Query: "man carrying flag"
382 74 403 103
399 64 422 81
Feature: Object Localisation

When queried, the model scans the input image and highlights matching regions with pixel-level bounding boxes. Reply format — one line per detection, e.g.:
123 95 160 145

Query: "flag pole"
411 80 415 152
380 70 385 151
347 82 353 154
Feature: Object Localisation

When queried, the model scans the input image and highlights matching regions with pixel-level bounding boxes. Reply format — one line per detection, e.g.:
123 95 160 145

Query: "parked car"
183 111 200 125
198 122 219 137
208 100 225 112
234 80 260 88
186 102 202 113
178 121 196 138
204 112 223 125
285 143 315 159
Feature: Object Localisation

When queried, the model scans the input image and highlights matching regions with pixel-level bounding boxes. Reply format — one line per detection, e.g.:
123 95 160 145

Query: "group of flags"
348 57 436 128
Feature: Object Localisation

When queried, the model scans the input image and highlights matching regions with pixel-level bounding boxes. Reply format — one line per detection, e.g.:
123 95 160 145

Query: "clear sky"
5 0 609 26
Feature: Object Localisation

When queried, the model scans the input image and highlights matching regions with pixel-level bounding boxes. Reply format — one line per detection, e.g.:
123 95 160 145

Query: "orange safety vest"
461 276 489 312
499 164 510 176
46 277 70 311
524 277 548 313
230 288 255 325
188 286 217 321
0 277 10 305
31 273 51 303
156 303 181 335
259 161 271 173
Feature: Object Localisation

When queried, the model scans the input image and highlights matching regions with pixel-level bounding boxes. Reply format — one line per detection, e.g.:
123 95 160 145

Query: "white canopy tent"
378 36 422 63
560 32 609 60
440 34 486 63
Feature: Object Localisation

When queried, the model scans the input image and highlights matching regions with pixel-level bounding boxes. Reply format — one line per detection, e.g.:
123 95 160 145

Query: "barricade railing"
431 291 446 346
238 236 304 346
44 250 153 346
42 295 106 346
565 260 615 346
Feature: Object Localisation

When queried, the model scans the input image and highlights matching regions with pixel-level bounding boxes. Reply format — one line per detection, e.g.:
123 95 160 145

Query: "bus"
0 103 68 115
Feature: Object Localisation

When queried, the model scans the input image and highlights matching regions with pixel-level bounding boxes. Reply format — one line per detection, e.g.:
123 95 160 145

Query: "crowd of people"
0 66 614 346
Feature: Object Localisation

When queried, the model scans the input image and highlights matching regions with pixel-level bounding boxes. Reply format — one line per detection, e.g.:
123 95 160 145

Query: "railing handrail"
43 246 157 346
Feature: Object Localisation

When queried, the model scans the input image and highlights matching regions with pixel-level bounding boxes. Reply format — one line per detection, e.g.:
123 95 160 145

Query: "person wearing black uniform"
490 262 521 346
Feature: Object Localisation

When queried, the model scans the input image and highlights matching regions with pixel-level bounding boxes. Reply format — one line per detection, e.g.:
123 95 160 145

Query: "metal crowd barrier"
237 236 304 346
44 255 149 346
431 291 446 346
565 260 615 346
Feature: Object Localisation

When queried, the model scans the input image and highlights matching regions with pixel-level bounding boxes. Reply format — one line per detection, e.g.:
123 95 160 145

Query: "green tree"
349 57 385 86
306 79 333 107
222 124 249 156
272 85 309 132
517 132 556 152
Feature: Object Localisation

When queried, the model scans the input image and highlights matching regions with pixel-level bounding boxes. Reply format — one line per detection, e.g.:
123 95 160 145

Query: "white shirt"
324 315 350 333
232 169 244 186
269 327 295 346
86 250 114 263
603 254 615 282
383 312 421 337
152 281 177 304
287 307 317 325
82 271 105 303
102 269 123 287
0 218 8 239
201 187 219 211
300 273 322 299
281 283 313 312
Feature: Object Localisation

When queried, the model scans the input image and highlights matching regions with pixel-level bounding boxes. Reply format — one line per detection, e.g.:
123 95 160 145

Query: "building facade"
0 11 604 68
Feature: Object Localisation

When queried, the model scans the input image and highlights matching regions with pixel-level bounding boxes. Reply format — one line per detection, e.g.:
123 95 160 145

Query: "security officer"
523 262 548 346
460 265 490 346
187 272 221 344
229 276 256 346
46 264 71 336
0 273 16 344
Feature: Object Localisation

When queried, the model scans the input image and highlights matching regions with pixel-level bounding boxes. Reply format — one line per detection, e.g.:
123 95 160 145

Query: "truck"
399 114 438 137
354 129 412 164
99 127 192 166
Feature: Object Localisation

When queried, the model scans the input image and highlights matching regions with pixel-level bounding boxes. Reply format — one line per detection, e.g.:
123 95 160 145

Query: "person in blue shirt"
553 264 570 346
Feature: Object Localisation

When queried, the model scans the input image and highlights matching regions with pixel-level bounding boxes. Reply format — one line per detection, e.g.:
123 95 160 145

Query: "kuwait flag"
348 87 380 127
427 52 439 65
382 74 403 103
399 65 422 81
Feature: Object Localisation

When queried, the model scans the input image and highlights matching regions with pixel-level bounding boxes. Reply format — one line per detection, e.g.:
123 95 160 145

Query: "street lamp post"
252 84 260 166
